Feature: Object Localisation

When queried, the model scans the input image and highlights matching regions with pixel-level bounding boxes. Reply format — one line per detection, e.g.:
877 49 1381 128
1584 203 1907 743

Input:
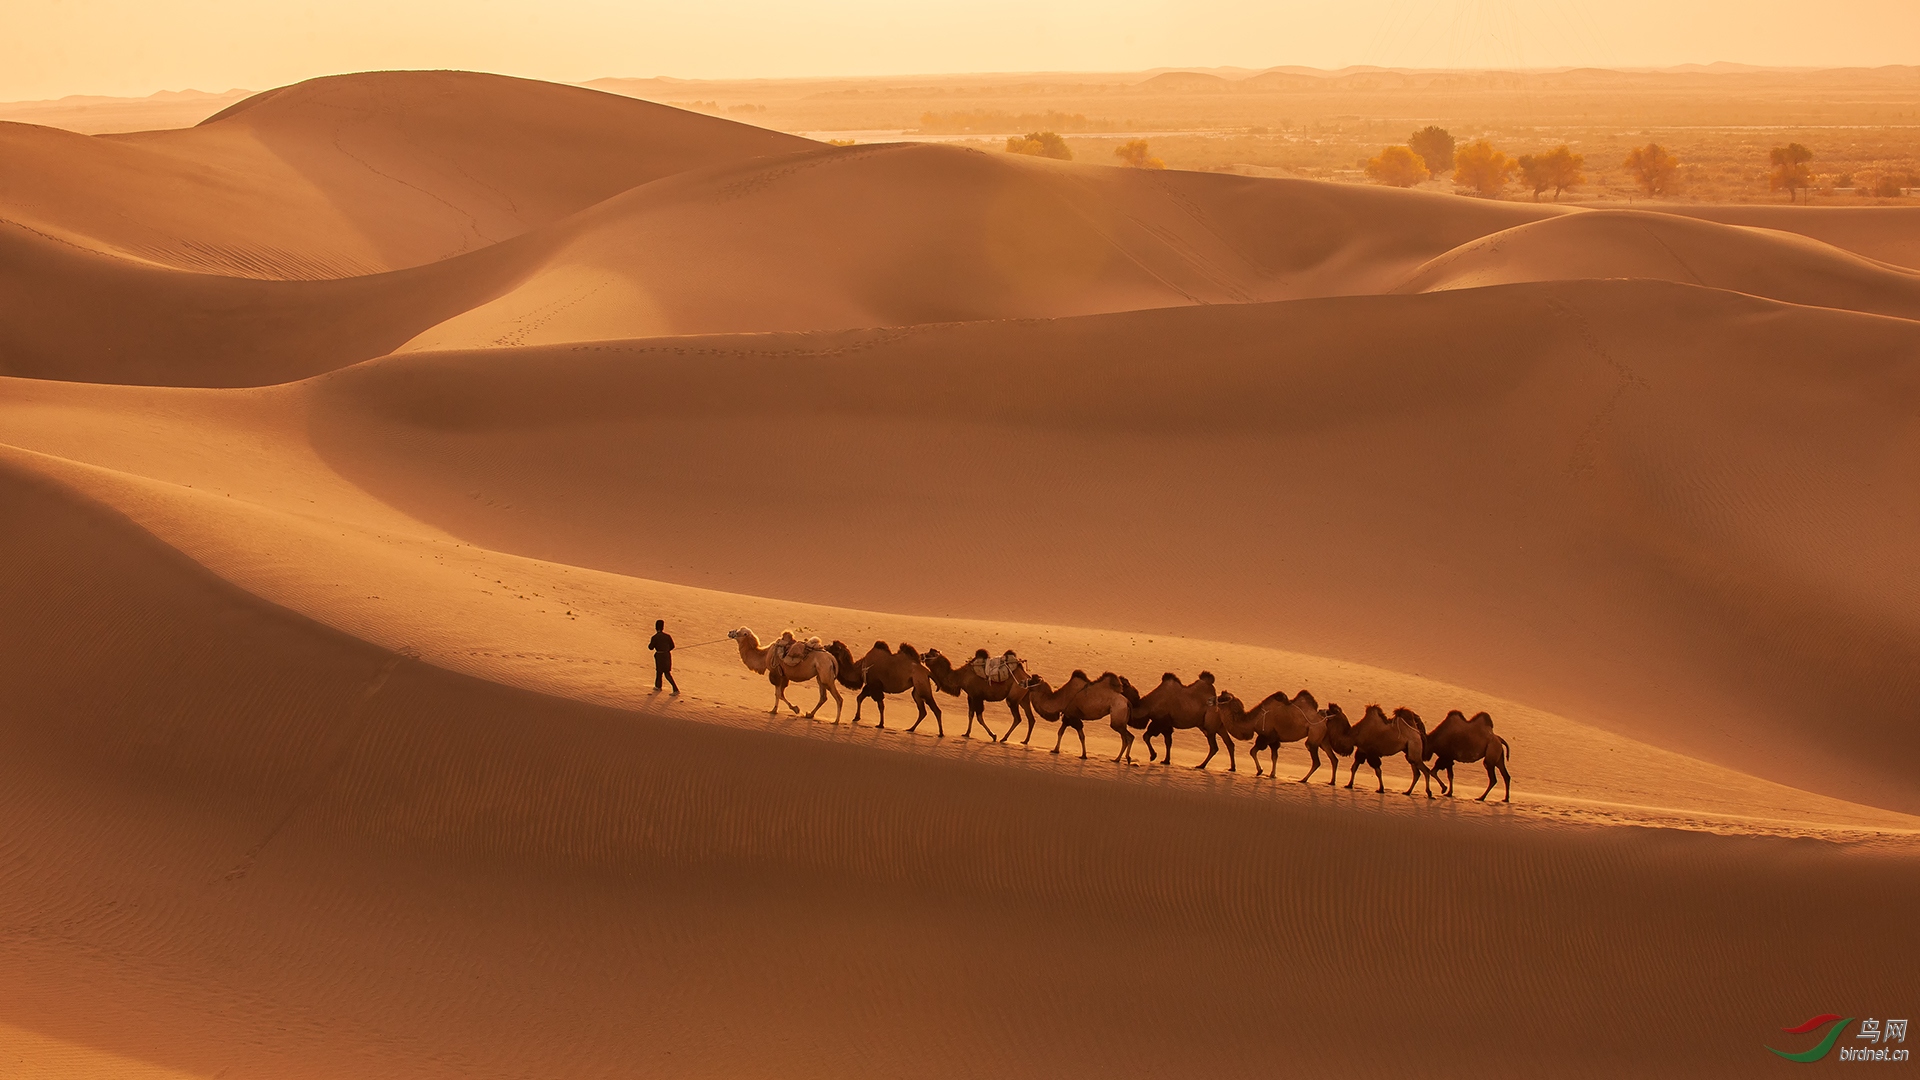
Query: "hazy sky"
6 0 1917 100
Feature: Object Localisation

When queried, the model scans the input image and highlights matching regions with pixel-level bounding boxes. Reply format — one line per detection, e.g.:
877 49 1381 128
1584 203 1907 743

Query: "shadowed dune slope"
310 280 1920 814
1397 208 1920 319
399 143 1563 348
1653 203 1920 272
0 70 812 278
1 461 1914 1080
0 220 538 385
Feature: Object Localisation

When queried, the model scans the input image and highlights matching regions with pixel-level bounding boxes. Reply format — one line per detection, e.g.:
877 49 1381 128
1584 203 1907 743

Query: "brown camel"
726 627 844 721
921 648 1036 741
825 640 943 731
1423 710 1513 802
1200 688 1329 778
1059 670 1143 764
1020 673 1088 758
1307 702 1360 785
1341 705 1438 797
1136 672 1217 764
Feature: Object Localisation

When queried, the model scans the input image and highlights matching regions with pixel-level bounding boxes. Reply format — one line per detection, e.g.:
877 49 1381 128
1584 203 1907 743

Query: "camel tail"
1498 735 1511 764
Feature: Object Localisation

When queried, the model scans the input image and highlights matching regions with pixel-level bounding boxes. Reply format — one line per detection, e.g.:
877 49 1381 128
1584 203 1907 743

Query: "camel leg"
1075 722 1087 760
1372 760 1385 794
975 699 999 741
908 696 945 736
1158 729 1174 765
1446 763 1458 797
1196 731 1218 771
999 699 1022 743
1231 737 1244 775
1300 746 1320 784
1114 727 1135 765
1050 722 1066 755
872 689 886 729
1345 756 1362 790
1021 701 1037 745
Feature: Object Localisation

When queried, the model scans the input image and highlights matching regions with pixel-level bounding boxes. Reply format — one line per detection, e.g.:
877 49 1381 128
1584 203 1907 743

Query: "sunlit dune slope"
0 70 810 278
1398 208 1920 319
1 462 1912 1079
299 281 1920 814
400 143 1560 348
1652 203 1920 272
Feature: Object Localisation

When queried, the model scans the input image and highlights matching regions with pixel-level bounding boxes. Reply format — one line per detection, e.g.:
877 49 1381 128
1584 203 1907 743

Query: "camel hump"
1161 672 1179 683
1471 711 1495 728
873 640 890 651
974 648 991 660
1196 670 1214 683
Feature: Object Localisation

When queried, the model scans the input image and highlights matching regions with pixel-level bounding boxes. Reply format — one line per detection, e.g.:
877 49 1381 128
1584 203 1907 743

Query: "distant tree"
1006 132 1073 160
1515 145 1585 201
1868 172 1904 198
1623 143 1678 197
1365 145 1430 187
1408 125 1456 176
1769 143 1814 201
1452 139 1513 197
1114 139 1165 169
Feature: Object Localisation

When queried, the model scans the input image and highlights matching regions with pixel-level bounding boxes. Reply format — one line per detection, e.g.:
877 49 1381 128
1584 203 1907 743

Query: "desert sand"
2 70 1916 1078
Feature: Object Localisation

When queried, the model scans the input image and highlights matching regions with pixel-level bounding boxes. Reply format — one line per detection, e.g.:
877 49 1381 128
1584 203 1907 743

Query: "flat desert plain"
1 70 1917 1078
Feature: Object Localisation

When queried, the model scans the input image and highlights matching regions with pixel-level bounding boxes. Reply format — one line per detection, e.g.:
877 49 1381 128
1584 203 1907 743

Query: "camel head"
727 627 751 641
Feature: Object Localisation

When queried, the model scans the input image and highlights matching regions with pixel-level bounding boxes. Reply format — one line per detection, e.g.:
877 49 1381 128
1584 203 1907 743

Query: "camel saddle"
972 651 1024 684
774 635 825 663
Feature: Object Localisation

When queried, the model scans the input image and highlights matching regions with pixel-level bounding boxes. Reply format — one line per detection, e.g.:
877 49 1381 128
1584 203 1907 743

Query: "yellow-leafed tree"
1770 143 1814 201
1365 145 1429 187
1114 139 1165 169
1623 143 1678 197
1516 145 1585 201
1452 140 1512 197
1007 132 1073 160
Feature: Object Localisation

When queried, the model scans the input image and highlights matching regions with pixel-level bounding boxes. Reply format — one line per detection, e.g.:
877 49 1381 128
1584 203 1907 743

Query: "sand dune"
1398 208 1920 319
397 145 1558 347
3 462 1912 1079
0 71 809 278
1655 203 1920 271
2 69 1915 1078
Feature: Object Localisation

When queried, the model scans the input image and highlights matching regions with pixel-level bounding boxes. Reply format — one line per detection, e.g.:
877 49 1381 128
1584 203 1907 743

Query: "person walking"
648 619 679 694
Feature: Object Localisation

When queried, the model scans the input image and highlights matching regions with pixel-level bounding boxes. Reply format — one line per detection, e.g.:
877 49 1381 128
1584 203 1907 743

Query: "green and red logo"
1769 1015 1854 1062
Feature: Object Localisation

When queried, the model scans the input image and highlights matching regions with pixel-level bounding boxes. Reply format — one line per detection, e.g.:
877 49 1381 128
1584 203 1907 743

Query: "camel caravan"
725 628 1513 802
